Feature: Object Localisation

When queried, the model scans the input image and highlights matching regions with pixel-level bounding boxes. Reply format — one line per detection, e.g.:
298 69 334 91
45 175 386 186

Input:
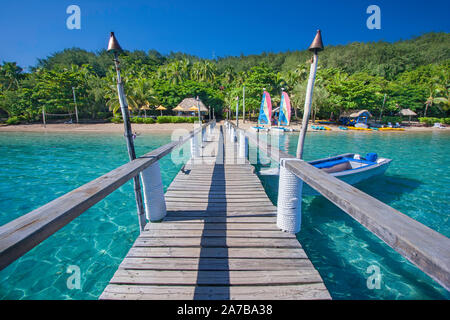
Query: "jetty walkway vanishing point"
0 120 449 300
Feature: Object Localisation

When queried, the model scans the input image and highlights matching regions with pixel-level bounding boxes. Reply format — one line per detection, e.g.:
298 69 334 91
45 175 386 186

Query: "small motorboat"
303 152 392 195
260 152 392 195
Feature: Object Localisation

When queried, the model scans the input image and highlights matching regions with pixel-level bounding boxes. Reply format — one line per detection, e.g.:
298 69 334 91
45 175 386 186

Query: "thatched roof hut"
397 108 417 123
398 108 417 116
175 98 209 113
340 109 372 118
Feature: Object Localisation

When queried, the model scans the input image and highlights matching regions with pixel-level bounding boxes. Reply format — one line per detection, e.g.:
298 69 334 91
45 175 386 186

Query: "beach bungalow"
397 108 417 124
174 97 209 117
339 110 372 127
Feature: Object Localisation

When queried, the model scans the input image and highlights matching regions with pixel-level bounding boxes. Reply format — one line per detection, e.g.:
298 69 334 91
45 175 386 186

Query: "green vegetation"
0 33 449 124
419 117 450 126
381 116 403 125
155 116 197 124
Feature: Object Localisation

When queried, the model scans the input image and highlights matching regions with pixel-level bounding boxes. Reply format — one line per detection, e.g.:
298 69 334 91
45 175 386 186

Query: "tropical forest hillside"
0 32 449 124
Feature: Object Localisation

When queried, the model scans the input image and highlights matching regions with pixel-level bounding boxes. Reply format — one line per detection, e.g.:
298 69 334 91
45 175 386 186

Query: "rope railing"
225 120 450 291
0 120 216 271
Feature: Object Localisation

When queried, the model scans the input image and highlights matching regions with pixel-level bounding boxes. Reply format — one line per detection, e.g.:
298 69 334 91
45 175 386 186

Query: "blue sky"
0 0 449 69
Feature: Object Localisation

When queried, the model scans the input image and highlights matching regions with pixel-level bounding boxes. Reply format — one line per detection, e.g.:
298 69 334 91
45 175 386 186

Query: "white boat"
302 152 392 195
260 152 392 195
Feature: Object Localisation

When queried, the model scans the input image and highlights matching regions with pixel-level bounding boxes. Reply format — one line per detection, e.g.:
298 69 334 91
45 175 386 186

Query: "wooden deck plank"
101 124 329 300
100 283 331 300
145 222 280 231
165 210 277 217
108 269 324 286
132 237 300 248
126 247 308 259
118 257 313 271
140 229 294 238
161 216 276 223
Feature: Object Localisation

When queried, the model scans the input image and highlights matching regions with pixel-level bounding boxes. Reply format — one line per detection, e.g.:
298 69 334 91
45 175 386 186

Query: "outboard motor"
365 153 378 162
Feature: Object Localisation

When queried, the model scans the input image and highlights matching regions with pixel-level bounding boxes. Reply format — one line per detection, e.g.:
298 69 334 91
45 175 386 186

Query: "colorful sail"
278 91 291 126
258 91 272 125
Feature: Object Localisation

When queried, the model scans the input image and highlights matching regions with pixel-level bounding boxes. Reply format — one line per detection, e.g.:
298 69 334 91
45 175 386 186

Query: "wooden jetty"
100 125 331 300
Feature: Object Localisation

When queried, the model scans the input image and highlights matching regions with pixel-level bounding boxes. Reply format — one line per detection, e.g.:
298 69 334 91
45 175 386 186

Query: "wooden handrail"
0 120 215 271
226 121 450 291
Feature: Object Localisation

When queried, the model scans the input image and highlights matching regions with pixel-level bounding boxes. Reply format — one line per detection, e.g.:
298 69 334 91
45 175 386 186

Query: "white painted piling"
141 161 167 222
190 134 200 158
277 159 303 233
239 130 248 159
202 127 207 142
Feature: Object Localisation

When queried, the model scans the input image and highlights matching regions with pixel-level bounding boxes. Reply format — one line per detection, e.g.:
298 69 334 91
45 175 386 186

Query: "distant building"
175 98 209 115
339 110 372 126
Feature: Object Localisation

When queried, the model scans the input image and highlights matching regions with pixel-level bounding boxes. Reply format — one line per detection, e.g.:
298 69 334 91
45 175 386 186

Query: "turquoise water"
0 130 449 299
253 130 450 299
0 132 189 299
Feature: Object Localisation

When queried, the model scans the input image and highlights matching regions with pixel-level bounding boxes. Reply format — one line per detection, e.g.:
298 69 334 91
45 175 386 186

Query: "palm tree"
127 78 159 113
0 62 23 90
286 64 308 89
424 71 449 116
222 67 235 85
191 61 217 82
157 60 190 85
191 61 202 82
200 61 217 82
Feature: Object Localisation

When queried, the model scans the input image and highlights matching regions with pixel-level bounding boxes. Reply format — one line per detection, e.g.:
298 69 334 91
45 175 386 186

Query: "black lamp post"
107 32 146 231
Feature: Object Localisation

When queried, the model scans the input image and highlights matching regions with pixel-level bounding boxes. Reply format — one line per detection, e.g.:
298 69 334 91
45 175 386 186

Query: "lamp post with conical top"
107 32 146 231
296 30 324 159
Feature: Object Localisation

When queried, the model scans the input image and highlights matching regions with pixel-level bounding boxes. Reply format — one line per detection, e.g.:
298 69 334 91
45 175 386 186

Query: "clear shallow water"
0 130 449 300
252 130 450 300
0 132 189 299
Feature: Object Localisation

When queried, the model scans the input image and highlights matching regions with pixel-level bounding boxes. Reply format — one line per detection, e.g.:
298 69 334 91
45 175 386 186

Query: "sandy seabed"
0 121 446 133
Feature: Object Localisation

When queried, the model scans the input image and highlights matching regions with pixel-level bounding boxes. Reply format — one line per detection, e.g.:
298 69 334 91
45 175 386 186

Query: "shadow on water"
193 125 230 299
300 194 449 300
353 174 422 206
255 168 449 299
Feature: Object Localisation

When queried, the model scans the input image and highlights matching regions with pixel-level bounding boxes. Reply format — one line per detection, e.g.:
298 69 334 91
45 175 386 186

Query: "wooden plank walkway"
100 124 330 300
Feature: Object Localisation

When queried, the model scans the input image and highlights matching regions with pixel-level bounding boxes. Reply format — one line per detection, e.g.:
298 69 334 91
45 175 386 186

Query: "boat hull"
302 155 391 196
259 153 392 196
